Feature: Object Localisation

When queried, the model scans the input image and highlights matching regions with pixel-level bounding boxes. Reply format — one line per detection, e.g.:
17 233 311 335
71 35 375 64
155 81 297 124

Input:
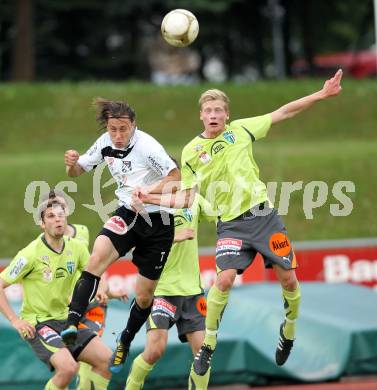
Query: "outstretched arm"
270 69 343 125
132 188 196 211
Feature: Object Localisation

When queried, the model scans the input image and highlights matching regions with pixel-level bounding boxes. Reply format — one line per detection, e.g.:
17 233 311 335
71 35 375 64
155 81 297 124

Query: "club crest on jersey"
182 208 193 222
121 160 132 173
199 151 211 164
66 260 75 274
104 216 128 235
223 131 235 144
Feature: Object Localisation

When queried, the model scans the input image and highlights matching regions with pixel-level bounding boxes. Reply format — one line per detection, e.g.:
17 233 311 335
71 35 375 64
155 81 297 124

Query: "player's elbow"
168 168 181 182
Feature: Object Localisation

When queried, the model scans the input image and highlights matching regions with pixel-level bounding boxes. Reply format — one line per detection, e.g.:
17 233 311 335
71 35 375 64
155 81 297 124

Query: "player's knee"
57 360 79 381
93 348 112 371
146 342 165 363
216 271 236 291
136 294 153 308
280 273 298 291
86 252 106 275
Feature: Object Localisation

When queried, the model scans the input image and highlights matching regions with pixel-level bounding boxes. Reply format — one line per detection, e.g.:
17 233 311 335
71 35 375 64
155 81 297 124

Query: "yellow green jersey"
155 195 216 296
181 114 272 222
70 223 90 248
0 235 89 326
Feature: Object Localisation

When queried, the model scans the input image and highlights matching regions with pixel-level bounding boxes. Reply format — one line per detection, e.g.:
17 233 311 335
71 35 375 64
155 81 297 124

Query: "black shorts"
27 319 95 371
99 206 175 280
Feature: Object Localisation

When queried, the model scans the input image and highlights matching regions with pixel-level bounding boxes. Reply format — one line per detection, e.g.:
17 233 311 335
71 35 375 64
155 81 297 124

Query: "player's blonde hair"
199 89 230 111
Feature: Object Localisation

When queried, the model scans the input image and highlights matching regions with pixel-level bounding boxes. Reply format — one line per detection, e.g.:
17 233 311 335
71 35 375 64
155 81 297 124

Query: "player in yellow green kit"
125 194 215 390
0 199 112 390
42 189 127 388
136 70 343 375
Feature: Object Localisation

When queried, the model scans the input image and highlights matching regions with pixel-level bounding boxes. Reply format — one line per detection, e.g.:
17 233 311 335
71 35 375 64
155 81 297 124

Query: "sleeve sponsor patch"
8 257 28 279
147 156 164 175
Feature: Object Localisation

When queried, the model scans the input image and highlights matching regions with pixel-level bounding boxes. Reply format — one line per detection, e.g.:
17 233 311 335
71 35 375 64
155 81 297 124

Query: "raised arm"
64 149 85 177
270 69 343 125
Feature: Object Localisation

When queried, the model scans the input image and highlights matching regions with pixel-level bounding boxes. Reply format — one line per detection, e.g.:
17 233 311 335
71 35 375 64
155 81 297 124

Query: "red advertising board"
2 240 377 301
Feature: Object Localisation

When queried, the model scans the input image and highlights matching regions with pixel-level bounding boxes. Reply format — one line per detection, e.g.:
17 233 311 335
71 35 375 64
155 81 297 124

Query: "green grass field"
1 79 376 257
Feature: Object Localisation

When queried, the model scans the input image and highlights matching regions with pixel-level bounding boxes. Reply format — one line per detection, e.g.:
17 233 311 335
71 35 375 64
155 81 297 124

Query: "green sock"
125 354 154 390
44 378 64 390
282 282 301 340
188 363 210 390
204 284 230 349
78 370 109 390
76 361 91 389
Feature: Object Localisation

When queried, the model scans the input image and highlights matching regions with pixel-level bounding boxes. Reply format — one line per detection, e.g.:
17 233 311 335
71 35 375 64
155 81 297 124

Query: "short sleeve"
77 136 105 172
181 147 196 190
144 139 177 177
76 241 90 273
0 252 33 285
231 114 272 141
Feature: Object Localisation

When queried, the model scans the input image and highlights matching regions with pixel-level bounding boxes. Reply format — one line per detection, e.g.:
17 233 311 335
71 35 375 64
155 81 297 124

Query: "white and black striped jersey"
77 129 177 213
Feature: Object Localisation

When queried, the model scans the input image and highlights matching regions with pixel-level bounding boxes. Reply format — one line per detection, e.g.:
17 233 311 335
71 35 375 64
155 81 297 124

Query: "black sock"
67 271 101 327
120 299 152 346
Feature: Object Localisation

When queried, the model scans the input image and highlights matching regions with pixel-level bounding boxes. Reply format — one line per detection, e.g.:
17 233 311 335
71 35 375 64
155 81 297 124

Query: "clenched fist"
64 150 80 167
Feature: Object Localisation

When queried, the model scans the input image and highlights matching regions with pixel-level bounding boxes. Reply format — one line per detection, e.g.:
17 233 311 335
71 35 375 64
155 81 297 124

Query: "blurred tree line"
0 0 374 81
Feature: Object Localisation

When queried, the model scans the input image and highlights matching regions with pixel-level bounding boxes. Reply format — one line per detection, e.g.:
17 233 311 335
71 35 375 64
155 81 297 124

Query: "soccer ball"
161 9 199 47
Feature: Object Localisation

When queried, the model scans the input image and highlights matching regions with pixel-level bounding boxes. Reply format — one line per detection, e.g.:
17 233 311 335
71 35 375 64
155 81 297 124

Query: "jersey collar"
41 235 66 255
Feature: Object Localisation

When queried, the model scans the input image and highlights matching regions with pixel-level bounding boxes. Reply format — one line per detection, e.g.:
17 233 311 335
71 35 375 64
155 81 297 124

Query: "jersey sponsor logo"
8 257 27 279
42 267 53 282
148 156 164 175
223 131 235 144
88 144 98 156
121 160 132 173
196 296 207 316
153 298 177 318
210 141 227 156
216 238 243 253
38 326 58 339
55 267 68 279
66 260 75 274
199 151 211 164
104 216 128 235
269 232 291 257
174 215 186 227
